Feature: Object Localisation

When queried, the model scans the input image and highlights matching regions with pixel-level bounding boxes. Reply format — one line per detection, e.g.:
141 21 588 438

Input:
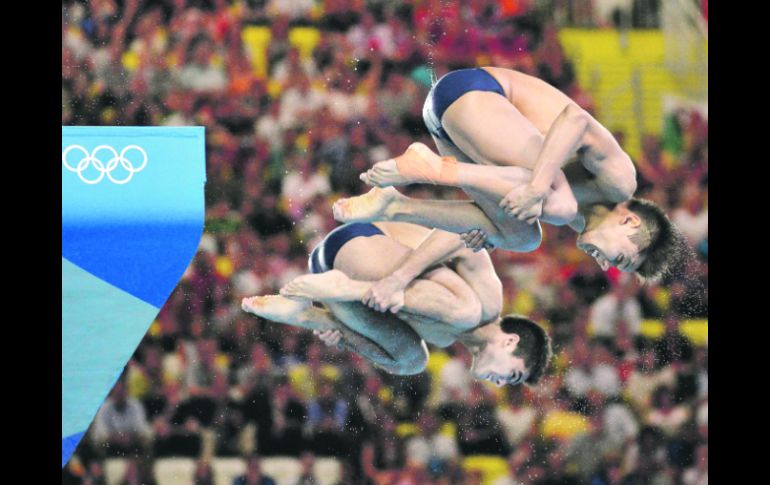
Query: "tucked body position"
334 67 686 281
242 221 552 386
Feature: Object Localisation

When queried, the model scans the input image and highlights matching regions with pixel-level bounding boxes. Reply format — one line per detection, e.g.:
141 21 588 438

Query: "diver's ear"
505 333 520 348
621 212 642 228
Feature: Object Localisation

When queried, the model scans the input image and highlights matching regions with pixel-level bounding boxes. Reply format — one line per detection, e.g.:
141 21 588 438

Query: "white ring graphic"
62 144 148 185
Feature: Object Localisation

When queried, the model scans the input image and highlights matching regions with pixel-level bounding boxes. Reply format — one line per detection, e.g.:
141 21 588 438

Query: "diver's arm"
502 104 637 219
362 229 468 312
531 104 637 202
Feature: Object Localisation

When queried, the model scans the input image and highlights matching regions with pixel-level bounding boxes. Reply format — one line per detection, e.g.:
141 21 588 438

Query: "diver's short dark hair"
627 198 689 282
500 315 553 385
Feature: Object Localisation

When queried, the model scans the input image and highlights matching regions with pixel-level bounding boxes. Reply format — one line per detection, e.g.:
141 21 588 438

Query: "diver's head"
577 198 686 281
469 315 552 387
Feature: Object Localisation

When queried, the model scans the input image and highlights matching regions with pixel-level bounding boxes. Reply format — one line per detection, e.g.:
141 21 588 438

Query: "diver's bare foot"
360 142 455 187
242 295 340 331
360 158 403 187
241 295 311 323
280 270 364 302
332 186 402 223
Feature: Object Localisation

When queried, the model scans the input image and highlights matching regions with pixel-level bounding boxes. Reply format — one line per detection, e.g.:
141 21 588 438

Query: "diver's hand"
363 274 407 313
500 184 546 224
460 229 495 252
313 329 344 350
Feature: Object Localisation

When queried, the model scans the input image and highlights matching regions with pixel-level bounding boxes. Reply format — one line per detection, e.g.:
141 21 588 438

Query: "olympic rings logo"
62 145 148 185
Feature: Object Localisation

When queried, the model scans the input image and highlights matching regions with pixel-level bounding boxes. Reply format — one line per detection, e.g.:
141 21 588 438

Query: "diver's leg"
282 235 482 327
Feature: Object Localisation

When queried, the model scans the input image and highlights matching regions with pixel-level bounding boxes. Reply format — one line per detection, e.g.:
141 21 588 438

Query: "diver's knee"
543 194 578 226
500 223 541 253
393 341 429 375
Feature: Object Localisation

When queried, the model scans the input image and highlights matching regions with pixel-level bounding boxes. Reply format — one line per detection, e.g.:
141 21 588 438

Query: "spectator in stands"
245 191 295 238
80 460 107 485
152 414 202 458
436 346 473 407
564 410 616 483
362 414 406 479
267 13 293 65
233 455 277 485
91 379 153 457
182 338 228 427
589 275 643 339
268 376 309 455
215 401 248 457
668 266 708 319
136 344 168 419
682 443 707 485
589 340 623 398
267 0 315 21
273 47 319 86
346 11 394 58
568 259 610 305
671 180 707 247
540 388 590 442
236 342 274 386
117 458 157 485
177 35 228 93
645 386 691 438
564 337 594 398
294 451 319 485
279 72 325 129
535 23 577 92
456 383 511 456
255 100 284 150
655 315 694 367
602 396 640 449
496 386 538 448
636 133 674 191
545 286 582 349
193 459 215 485
493 440 534 485
694 348 707 400
404 411 459 475
622 426 669 482
625 348 676 413
281 152 331 219
307 377 349 456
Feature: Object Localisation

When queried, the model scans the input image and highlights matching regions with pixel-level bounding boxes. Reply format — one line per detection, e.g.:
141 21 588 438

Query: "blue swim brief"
422 68 506 147
308 223 385 274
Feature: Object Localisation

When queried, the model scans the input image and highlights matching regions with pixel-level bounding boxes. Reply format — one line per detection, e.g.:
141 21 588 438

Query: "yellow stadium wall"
558 29 706 159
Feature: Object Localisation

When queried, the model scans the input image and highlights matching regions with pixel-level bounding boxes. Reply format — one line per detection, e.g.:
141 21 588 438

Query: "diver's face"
577 209 645 272
471 334 528 387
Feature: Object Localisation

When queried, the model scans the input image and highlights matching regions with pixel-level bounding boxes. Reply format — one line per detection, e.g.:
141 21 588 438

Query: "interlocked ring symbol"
62 145 148 185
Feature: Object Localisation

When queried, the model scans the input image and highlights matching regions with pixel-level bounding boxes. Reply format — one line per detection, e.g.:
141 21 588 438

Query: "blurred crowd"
62 1 707 484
